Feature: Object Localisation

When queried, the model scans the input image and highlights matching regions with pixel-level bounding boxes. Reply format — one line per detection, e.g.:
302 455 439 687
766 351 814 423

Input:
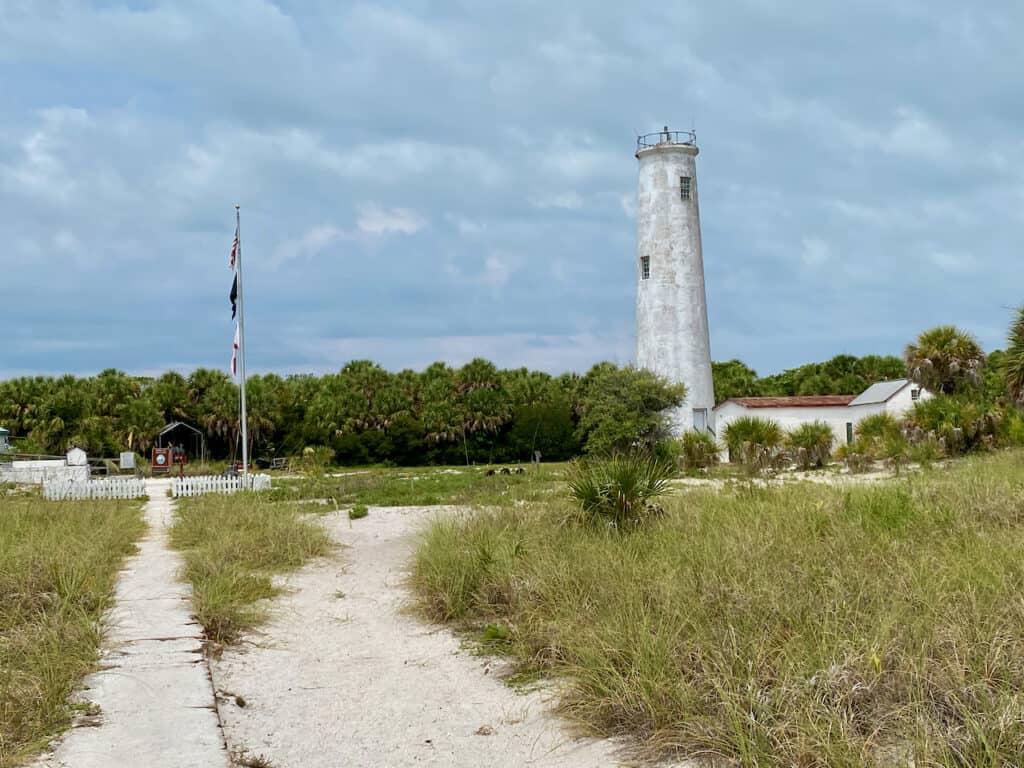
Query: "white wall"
635 140 714 434
884 384 932 417
0 460 89 484
714 402 881 461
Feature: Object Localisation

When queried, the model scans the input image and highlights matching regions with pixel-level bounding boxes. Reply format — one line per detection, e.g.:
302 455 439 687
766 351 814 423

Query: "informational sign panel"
151 447 171 475
120 452 136 470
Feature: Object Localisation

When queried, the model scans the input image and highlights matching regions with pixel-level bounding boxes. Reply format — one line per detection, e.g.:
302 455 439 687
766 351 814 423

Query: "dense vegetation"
3 313 1022 468
0 497 145 767
0 360 686 466
412 452 1024 766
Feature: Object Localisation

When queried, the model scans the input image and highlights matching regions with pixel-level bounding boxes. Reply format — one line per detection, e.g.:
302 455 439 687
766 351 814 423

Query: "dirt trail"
211 506 635 767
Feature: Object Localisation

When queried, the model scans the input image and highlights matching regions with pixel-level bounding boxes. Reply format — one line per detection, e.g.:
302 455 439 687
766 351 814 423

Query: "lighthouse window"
640 255 650 280
680 176 691 200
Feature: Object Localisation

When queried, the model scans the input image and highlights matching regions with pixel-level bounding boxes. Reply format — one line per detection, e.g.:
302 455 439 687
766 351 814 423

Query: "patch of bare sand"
211 506 653 768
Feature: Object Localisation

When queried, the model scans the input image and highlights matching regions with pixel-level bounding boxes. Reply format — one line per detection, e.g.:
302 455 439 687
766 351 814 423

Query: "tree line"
0 361 682 465
3 310 1022 467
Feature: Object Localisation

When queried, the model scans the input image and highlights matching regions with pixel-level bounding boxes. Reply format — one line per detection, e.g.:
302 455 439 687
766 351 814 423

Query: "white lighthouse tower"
635 127 715 436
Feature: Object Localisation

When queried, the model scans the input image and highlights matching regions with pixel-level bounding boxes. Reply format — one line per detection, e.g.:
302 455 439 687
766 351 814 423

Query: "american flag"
230 224 238 270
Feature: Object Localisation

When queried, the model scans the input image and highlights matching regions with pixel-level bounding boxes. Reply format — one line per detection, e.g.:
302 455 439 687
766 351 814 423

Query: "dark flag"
230 274 238 319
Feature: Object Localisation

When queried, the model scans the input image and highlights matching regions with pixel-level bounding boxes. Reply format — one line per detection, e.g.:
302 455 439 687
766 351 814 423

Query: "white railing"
171 474 272 498
43 477 148 501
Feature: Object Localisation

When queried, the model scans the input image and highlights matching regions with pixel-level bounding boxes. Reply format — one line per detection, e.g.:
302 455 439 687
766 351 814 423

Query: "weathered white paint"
66 447 88 466
880 382 933 416
714 382 935 461
171 473 271 497
0 460 88 484
636 137 714 435
715 402 872 458
43 477 147 500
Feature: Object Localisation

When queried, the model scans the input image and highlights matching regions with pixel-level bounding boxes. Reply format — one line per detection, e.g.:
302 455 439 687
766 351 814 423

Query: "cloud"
2 2 1022 378
529 191 583 210
356 205 426 236
271 225 345 269
800 237 832 267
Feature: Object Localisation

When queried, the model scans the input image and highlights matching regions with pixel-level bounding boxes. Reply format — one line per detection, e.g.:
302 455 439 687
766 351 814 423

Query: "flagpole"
235 204 249 478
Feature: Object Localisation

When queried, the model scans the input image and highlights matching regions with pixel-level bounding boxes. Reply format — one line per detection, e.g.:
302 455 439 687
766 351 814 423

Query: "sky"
1 1 1022 380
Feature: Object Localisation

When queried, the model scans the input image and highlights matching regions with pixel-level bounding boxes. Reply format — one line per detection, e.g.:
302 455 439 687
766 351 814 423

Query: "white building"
635 128 715 436
713 379 931 458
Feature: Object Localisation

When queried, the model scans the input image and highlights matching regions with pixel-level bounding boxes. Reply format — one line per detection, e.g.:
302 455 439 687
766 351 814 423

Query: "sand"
210 505 646 768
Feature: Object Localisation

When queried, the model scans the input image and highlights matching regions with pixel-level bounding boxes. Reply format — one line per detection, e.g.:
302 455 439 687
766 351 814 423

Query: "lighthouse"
635 127 715 436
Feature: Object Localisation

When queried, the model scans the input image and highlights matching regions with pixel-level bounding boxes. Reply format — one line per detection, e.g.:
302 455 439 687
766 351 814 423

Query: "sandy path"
211 506 632 767
34 480 230 768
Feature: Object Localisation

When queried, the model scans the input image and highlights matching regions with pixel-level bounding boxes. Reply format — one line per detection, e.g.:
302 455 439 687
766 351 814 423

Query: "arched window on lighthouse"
680 176 691 201
640 255 650 280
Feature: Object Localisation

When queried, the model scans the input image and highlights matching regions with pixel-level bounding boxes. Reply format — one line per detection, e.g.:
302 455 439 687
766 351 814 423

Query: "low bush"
301 445 334 473
566 453 674 530
720 415 782 462
349 504 368 520
786 421 835 469
677 431 719 471
855 412 902 442
908 395 1004 455
835 441 873 473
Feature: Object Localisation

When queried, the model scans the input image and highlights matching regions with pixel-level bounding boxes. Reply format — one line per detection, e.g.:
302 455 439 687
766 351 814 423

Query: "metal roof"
715 395 856 409
157 421 203 436
848 379 911 406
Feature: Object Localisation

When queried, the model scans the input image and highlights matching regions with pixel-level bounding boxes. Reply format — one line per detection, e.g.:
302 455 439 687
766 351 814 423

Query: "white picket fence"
43 477 148 501
172 474 272 498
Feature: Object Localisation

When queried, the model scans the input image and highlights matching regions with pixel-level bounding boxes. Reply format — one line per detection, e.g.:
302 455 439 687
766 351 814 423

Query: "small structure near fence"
43 477 148 501
0 448 91 484
172 474 271 498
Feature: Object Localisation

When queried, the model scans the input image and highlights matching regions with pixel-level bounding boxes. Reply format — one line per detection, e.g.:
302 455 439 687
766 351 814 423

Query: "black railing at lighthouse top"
636 129 697 151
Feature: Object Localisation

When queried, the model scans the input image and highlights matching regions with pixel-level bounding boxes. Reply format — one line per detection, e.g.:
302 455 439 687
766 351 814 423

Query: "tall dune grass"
169 494 331 644
0 498 144 767
411 452 1024 766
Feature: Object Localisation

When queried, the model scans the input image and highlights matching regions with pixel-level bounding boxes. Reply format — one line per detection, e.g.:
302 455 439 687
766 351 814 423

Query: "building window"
846 422 854 444
640 255 650 280
911 388 921 401
680 176 691 201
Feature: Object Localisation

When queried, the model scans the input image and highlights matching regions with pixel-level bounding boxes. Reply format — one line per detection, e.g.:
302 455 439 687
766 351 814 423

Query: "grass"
270 463 567 507
169 494 331 644
349 503 369 520
410 450 1024 766
0 497 145 768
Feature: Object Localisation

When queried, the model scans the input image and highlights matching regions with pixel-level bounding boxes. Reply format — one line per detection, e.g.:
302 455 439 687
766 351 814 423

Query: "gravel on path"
211 505 638 768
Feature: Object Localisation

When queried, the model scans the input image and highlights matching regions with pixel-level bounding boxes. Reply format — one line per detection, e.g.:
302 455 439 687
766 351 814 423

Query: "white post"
235 205 250 477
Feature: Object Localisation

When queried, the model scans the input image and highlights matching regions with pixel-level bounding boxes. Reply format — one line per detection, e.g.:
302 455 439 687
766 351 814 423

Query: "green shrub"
1007 410 1024 447
349 504 369 520
908 395 1004 455
722 416 783 465
301 445 334 473
786 421 835 470
835 441 873 473
677 430 720 471
855 412 902 442
908 438 942 466
566 453 674 530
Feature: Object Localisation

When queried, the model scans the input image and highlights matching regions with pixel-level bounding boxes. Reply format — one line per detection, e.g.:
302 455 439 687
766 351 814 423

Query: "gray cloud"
1 0 1021 379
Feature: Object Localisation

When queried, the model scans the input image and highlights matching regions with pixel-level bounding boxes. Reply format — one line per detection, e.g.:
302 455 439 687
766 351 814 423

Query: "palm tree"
904 325 985 395
1004 308 1024 405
